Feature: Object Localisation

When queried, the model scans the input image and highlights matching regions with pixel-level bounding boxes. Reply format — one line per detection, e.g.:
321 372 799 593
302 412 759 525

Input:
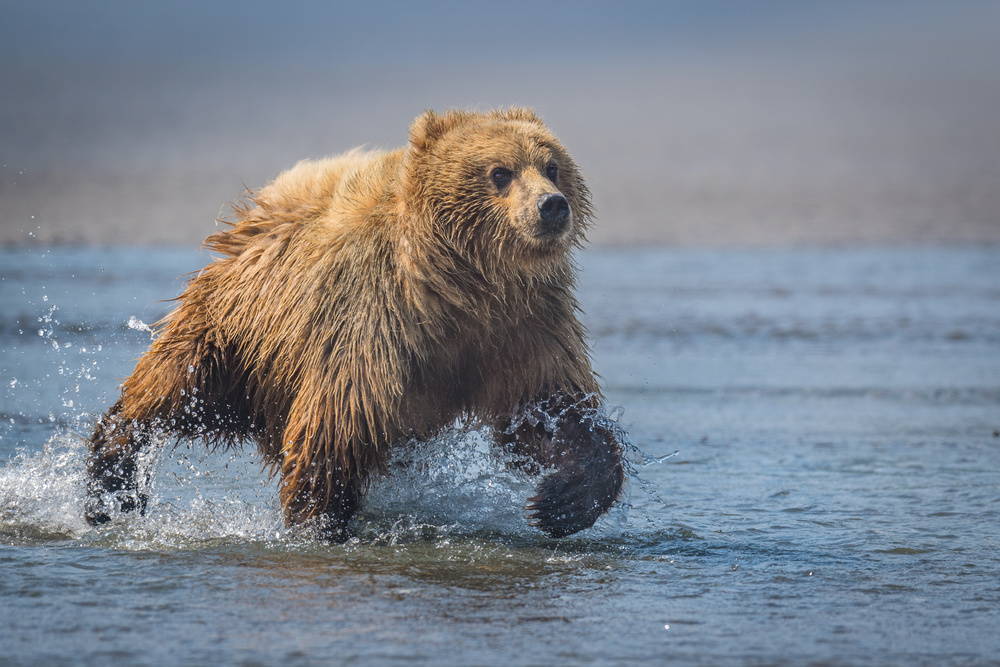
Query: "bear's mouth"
531 217 571 239
523 222 572 258
531 218 571 241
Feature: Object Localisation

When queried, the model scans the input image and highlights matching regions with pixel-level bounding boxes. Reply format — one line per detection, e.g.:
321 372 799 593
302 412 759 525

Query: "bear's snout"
535 193 571 237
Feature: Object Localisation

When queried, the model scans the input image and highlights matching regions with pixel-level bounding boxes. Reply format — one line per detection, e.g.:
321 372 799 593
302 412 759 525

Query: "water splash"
360 426 541 541
127 316 154 337
0 432 90 541
0 418 655 549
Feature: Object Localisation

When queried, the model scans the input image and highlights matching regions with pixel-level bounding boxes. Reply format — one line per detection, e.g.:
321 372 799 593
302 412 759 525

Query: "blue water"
2 245 999 665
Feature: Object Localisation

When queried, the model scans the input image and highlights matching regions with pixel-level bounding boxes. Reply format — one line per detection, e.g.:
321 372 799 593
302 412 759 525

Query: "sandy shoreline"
3 6 999 248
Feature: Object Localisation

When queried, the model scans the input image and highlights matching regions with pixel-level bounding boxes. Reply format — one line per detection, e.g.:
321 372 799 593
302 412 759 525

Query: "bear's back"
266 149 400 231
207 148 401 260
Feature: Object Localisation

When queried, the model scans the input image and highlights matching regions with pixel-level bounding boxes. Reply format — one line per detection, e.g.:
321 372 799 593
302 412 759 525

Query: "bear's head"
402 108 593 280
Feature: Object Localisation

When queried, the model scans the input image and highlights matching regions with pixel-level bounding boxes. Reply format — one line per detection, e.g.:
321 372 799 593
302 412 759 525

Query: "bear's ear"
408 109 466 154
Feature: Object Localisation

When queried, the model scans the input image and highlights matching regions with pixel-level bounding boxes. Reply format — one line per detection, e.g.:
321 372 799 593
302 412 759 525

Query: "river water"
1 245 998 666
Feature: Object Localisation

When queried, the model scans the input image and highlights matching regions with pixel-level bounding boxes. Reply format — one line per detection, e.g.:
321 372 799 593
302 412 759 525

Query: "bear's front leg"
278 458 363 542
84 399 150 525
499 394 625 538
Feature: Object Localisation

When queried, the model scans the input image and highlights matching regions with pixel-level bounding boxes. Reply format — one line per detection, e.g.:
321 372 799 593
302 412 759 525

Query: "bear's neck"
395 223 574 321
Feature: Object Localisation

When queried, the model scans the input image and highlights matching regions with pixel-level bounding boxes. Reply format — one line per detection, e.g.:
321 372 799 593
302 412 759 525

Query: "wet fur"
85 108 626 538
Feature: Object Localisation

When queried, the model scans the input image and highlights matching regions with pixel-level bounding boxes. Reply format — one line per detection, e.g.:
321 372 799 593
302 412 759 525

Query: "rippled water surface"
2 246 999 666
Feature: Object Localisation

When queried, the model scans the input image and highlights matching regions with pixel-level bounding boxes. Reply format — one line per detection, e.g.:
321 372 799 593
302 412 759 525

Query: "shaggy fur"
85 108 626 538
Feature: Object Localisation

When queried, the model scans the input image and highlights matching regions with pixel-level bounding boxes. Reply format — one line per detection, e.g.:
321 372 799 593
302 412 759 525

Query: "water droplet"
128 316 151 332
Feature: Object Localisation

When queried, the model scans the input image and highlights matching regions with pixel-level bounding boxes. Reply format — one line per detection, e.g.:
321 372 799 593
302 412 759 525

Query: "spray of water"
0 408 660 549
0 432 90 541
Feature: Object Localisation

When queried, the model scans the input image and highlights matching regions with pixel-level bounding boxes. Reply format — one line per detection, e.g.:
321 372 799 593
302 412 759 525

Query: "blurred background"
2 0 999 247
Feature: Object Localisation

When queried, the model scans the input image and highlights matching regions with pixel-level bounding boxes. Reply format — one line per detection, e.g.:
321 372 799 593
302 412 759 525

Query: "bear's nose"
537 193 570 232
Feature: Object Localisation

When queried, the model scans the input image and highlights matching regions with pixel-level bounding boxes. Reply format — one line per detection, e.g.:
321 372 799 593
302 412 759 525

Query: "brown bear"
85 107 626 539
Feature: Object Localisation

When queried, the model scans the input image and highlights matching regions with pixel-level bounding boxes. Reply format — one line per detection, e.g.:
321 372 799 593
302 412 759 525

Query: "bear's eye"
546 163 558 183
490 167 513 189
